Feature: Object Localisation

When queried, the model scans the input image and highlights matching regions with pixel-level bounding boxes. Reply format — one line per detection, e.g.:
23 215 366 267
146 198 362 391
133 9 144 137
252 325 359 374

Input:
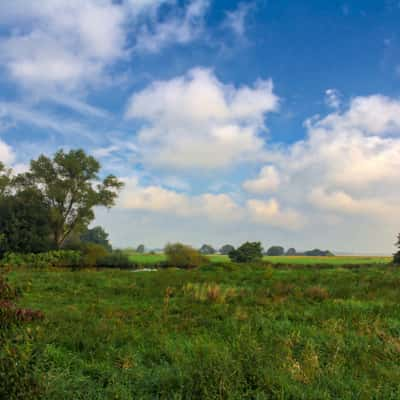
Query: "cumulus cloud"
119 176 243 221
243 165 280 193
256 94 400 222
246 199 304 230
309 187 398 219
126 67 279 169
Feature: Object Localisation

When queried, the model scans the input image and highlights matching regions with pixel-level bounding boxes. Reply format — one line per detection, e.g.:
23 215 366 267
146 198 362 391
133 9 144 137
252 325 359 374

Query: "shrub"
0 273 44 399
229 242 263 263
165 243 206 269
97 250 136 269
81 243 109 267
0 250 81 268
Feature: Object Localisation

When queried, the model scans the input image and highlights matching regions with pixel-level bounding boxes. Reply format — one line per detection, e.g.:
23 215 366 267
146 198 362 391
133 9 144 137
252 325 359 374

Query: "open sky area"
0 0 399 253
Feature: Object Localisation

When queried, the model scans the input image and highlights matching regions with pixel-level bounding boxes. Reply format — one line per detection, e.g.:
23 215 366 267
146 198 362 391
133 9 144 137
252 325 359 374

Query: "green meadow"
9 262 400 399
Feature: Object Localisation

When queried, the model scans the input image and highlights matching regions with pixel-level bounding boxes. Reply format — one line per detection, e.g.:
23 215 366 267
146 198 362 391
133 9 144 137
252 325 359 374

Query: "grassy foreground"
8 263 400 399
128 253 391 266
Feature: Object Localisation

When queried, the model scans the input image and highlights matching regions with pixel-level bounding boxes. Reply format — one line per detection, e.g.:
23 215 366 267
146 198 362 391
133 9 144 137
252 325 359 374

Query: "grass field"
127 252 391 266
9 263 400 399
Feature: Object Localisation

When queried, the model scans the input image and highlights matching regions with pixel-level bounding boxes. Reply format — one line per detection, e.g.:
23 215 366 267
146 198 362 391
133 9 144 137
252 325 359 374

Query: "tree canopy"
199 244 216 255
266 246 285 256
219 244 235 255
16 149 123 248
229 242 263 263
80 226 112 252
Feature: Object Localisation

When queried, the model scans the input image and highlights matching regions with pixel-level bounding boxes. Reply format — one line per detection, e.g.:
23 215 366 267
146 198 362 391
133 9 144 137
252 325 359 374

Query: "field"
8 262 400 399
128 252 391 266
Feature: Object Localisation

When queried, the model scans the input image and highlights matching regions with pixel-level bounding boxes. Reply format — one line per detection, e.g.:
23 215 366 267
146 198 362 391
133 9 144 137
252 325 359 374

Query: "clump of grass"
304 285 329 301
183 282 237 303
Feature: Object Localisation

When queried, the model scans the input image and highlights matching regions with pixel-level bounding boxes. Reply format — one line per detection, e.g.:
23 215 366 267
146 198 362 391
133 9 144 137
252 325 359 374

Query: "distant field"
127 252 391 266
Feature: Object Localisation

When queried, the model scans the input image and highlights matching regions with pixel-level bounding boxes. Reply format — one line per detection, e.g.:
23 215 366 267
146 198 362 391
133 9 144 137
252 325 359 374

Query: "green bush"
0 250 81 268
97 249 137 269
229 242 263 263
0 273 44 399
81 243 109 267
165 243 207 269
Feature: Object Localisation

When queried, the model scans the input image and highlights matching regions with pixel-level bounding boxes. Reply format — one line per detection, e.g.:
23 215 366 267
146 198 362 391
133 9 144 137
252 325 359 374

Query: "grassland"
127 252 391 266
8 262 400 399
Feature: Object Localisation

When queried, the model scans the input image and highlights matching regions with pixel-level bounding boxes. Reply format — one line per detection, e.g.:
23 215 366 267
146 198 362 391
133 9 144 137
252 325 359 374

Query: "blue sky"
1 0 400 253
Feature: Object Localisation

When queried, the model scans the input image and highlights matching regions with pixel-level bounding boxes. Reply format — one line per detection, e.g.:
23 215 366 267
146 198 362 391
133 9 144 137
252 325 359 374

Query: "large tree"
17 149 123 249
229 242 263 263
0 162 11 197
199 244 216 255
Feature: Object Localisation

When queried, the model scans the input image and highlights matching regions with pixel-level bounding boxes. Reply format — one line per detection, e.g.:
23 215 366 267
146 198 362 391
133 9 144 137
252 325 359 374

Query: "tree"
80 226 112 252
394 234 400 265
0 162 11 197
199 244 216 255
304 249 334 256
266 246 285 256
136 244 145 253
229 242 263 263
165 243 206 269
286 248 297 256
0 189 53 257
16 149 123 249
219 244 235 255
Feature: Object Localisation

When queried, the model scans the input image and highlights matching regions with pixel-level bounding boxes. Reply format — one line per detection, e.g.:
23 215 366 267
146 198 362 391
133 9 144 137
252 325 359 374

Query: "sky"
0 0 400 253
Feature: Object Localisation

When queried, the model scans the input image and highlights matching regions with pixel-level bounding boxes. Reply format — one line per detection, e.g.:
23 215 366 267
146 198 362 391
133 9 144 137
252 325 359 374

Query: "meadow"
8 261 400 399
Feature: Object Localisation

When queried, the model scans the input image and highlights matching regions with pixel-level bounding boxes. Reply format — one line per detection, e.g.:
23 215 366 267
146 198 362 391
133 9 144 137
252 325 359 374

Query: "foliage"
164 243 207 269
136 244 145 254
97 250 136 269
0 272 44 399
0 161 12 197
7 265 400 399
229 241 263 263
81 244 109 267
219 244 235 255
0 250 81 268
286 247 297 256
16 149 123 248
199 244 216 255
303 249 334 256
0 189 53 258
266 245 285 256
80 226 112 252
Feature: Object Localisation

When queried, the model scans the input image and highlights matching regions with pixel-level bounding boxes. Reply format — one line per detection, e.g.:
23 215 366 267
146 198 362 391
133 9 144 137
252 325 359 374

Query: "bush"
97 250 137 269
0 273 44 399
0 250 81 268
165 243 207 269
229 242 263 263
81 243 109 267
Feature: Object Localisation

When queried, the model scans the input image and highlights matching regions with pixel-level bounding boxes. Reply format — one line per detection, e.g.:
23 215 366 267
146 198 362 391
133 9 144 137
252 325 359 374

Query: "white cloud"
309 187 398 219
119 176 242 221
243 165 280 193
0 0 206 96
0 140 14 165
223 2 255 37
0 0 126 93
325 88 341 109
126 67 279 169
246 199 303 230
134 0 210 53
